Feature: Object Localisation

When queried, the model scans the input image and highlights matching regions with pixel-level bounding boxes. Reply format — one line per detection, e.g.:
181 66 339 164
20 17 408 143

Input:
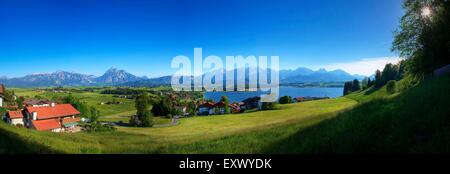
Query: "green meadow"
1 77 450 154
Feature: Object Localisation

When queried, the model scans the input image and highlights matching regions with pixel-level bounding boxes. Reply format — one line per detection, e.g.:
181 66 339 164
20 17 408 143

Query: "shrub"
261 102 278 110
81 122 116 132
279 96 292 104
386 80 397 94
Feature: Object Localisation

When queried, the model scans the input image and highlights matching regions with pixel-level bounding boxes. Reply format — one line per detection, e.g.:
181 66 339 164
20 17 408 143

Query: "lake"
204 86 343 103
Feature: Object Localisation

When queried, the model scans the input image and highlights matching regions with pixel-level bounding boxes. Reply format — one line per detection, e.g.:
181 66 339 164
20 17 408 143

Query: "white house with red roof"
5 110 25 126
24 103 81 132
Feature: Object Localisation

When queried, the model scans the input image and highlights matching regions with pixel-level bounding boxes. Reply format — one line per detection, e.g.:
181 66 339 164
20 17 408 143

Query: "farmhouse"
5 110 25 126
0 84 4 107
24 103 81 132
198 101 241 115
198 102 216 115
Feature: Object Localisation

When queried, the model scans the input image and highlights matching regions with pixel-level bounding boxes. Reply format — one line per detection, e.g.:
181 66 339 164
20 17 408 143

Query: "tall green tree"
352 79 361 91
220 96 230 114
375 70 383 88
392 0 450 78
133 93 153 127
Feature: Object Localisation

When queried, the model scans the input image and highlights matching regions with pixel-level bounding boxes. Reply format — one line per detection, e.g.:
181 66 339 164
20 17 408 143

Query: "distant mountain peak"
96 68 142 84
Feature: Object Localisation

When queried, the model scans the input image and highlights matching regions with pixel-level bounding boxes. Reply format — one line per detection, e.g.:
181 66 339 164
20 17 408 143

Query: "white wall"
0 97 3 107
10 118 24 126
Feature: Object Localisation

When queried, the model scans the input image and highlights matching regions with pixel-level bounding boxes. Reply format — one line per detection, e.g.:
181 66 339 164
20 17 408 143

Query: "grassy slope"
12 89 136 117
2 77 449 153
0 97 356 153
146 77 450 153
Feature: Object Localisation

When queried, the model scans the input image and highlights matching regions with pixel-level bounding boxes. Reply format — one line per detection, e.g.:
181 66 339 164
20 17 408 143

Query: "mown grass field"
12 88 136 118
2 77 449 154
0 96 356 153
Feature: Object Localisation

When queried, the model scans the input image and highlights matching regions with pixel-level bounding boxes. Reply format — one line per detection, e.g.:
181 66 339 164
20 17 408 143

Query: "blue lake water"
204 86 343 103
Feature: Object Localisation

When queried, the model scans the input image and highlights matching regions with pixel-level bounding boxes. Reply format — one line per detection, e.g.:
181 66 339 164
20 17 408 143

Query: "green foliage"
3 90 15 102
343 79 361 95
131 93 154 127
279 96 293 104
151 98 172 117
386 80 397 94
220 96 230 114
0 108 6 119
392 0 450 77
352 79 360 91
81 122 116 132
374 62 405 89
261 102 278 110
375 70 383 88
16 97 23 109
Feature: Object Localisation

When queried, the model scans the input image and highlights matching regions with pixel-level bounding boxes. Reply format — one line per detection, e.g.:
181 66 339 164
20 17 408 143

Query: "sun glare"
421 6 432 17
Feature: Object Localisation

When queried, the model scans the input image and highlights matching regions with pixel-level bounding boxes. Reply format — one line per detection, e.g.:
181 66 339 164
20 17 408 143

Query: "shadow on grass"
261 77 450 153
0 128 60 154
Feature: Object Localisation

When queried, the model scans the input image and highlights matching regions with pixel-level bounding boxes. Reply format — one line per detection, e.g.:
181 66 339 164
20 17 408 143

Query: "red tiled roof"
26 104 81 119
199 102 215 108
229 104 241 111
32 119 61 131
62 117 81 125
7 111 24 119
215 101 226 107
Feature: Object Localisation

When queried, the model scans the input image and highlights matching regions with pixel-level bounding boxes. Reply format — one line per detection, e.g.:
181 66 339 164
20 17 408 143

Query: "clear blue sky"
0 0 403 77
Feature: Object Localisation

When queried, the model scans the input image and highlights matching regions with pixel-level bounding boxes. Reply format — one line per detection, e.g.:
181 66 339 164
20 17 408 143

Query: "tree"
61 94 98 120
386 80 397 94
343 81 353 95
279 96 292 104
352 79 361 91
151 98 171 117
375 70 383 88
392 0 450 78
220 96 230 114
16 97 24 109
132 93 153 127
381 63 399 85
367 78 373 87
89 107 100 122
362 77 369 90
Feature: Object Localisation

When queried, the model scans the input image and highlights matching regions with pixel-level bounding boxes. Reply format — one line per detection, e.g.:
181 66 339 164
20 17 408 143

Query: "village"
0 83 329 133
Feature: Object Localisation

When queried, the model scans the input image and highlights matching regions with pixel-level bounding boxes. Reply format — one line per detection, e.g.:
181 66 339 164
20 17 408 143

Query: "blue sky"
0 0 403 77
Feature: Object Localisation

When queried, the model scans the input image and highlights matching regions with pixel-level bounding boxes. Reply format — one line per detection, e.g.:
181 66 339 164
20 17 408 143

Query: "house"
198 101 241 115
198 102 216 115
229 103 241 113
5 110 25 126
294 97 305 102
0 84 4 107
215 101 227 114
23 98 53 107
24 103 81 132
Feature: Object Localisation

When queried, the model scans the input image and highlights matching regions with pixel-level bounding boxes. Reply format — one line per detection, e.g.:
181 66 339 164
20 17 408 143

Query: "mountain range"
0 67 365 88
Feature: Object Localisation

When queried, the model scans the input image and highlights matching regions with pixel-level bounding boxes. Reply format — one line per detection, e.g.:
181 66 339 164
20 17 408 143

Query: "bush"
261 102 279 110
81 122 116 132
279 96 292 104
386 80 397 94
